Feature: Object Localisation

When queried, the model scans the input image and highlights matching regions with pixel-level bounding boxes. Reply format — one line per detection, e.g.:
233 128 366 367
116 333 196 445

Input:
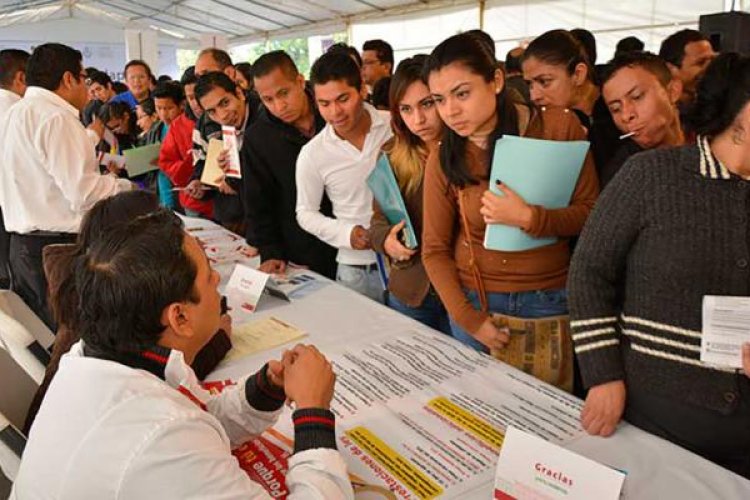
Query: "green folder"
366 153 418 249
123 142 161 177
484 136 589 252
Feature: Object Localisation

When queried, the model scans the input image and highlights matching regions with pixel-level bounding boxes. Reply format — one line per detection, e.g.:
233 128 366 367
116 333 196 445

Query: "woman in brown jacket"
369 55 450 334
422 33 599 353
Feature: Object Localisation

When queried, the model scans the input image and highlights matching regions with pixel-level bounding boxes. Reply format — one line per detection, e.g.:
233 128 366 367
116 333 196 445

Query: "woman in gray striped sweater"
569 53 750 478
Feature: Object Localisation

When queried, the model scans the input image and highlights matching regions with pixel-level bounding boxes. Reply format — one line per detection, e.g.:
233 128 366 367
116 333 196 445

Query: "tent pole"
479 0 485 30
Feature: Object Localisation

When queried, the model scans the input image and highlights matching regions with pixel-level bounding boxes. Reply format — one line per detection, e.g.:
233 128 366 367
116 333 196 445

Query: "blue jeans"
387 292 452 335
336 263 384 303
450 288 569 352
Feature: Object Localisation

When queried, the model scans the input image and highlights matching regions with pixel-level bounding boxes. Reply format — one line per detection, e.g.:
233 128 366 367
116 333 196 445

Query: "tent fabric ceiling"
0 0 470 44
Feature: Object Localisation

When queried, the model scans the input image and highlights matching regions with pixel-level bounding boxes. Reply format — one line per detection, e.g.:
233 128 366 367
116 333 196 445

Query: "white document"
494 426 625 500
97 151 126 170
221 125 242 178
701 295 750 368
225 264 270 314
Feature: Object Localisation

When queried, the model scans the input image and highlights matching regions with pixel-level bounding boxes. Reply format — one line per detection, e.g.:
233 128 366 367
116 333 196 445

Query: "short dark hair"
659 29 708 68
362 39 394 66
601 51 673 88
0 49 30 88
75 208 198 354
180 66 197 86
194 71 238 103
50 191 161 329
138 97 156 116
26 43 83 91
112 81 128 94
310 51 362 91
124 59 153 79
97 101 131 123
252 50 299 80
689 52 750 137
198 48 233 70
505 47 524 73
87 70 112 88
371 76 391 109
570 28 597 65
326 42 362 68
615 36 645 56
157 75 172 83
153 80 185 105
235 62 254 81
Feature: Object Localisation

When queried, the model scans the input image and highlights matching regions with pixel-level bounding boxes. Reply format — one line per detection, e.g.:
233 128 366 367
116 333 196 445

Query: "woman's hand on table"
480 181 533 229
581 380 626 437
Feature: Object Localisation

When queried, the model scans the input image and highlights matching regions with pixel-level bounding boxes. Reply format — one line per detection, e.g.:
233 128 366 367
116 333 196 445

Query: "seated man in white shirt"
296 52 393 302
11 207 353 500
0 43 131 328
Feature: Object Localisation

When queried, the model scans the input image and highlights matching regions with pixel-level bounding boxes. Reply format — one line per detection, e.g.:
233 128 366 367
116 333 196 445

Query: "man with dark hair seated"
11 206 353 499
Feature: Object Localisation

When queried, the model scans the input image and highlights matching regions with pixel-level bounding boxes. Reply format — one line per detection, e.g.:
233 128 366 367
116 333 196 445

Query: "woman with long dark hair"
369 55 450 333
522 29 621 172
421 33 598 384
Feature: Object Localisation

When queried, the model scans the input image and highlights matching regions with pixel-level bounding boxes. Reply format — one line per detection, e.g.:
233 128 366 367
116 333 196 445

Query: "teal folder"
123 142 161 177
484 136 589 252
366 153 418 249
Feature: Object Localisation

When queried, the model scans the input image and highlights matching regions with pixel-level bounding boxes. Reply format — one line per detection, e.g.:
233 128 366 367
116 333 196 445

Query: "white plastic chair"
0 410 24 483
0 291 55 351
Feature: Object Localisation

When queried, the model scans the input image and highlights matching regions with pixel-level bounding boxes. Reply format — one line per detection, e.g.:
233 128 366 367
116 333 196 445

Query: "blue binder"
484 136 590 252
366 153 418 249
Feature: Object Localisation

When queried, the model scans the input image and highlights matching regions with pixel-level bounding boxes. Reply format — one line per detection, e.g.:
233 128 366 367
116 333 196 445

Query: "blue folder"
366 153 418 249
484 136 589 252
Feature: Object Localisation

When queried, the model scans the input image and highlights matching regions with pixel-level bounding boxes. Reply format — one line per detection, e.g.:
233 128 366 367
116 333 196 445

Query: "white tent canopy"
0 0 478 45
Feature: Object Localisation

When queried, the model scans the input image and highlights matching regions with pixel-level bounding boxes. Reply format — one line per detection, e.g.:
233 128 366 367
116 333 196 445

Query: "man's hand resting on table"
580 380 626 437
282 344 335 410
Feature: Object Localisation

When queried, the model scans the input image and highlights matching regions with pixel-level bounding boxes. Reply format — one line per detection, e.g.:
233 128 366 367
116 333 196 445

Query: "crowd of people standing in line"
2 24 750 497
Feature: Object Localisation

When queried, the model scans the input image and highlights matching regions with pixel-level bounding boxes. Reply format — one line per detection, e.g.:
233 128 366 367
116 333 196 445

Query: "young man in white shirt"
296 52 393 301
0 43 131 327
11 206 353 499
0 48 29 290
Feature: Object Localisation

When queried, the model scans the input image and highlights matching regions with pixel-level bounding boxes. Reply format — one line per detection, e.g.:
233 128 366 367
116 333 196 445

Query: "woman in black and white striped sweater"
568 53 750 478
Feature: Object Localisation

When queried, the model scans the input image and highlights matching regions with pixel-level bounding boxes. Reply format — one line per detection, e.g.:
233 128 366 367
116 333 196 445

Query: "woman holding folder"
421 33 598 386
369 55 451 334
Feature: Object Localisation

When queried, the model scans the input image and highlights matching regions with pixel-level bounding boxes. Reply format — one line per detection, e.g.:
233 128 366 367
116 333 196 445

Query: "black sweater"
241 98 337 279
569 137 750 414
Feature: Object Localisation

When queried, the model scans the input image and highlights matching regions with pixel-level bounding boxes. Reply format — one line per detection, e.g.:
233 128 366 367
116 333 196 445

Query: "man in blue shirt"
111 59 152 110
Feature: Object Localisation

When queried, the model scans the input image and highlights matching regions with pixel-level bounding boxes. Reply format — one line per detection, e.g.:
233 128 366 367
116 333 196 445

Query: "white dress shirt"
0 87 21 119
296 103 393 265
11 342 353 499
0 87 131 234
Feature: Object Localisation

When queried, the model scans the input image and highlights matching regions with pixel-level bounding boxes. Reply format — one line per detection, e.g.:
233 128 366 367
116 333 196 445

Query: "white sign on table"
494 426 625 500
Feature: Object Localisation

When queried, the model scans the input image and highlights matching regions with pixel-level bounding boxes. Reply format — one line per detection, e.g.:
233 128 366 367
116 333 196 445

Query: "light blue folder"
484 136 589 252
366 153 418 249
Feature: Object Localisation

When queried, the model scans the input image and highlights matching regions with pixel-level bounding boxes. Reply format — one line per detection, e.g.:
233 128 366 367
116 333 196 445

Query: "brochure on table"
494 426 625 499
225 264 320 315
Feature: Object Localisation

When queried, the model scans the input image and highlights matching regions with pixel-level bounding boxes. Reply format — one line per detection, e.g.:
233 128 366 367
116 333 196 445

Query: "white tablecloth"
191 217 750 499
